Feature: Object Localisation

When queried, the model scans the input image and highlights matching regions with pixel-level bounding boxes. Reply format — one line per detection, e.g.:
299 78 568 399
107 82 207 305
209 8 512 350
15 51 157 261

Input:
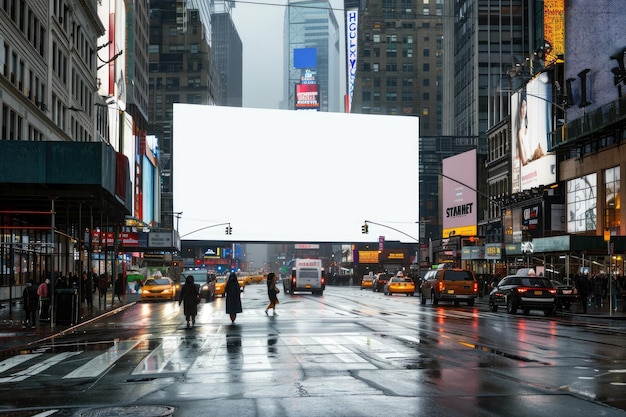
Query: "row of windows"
1 103 45 141
2 42 47 111
1 0 46 58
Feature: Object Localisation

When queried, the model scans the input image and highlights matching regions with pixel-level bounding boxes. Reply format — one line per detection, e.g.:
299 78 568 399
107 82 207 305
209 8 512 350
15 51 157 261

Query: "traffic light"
361 223 369 234
225 225 232 235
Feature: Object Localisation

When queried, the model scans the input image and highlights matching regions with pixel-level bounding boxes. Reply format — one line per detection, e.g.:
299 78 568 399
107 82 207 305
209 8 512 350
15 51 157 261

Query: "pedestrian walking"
264 272 280 316
575 273 591 314
610 274 621 311
37 278 51 321
225 272 242 323
83 271 93 311
114 273 125 303
22 280 39 327
99 272 110 300
179 275 200 328
592 274 604 308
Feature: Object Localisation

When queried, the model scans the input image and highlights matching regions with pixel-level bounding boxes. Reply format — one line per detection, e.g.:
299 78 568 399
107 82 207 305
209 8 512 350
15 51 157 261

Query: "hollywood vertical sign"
346 9 358 112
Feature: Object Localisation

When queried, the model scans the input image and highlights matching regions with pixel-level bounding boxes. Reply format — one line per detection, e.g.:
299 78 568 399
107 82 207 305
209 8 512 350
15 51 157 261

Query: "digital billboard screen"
511 73 557 192
442 149 477 237
295 83 320 110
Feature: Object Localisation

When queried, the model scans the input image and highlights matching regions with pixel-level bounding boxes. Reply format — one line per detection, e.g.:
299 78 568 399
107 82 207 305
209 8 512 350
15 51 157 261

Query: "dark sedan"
489 275 557 316
551 280 579 310
373 273 393 292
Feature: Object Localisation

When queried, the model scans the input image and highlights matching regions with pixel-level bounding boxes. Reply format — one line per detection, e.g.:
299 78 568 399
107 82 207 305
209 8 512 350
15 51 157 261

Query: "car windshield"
216 277 226 283
146 278 170 285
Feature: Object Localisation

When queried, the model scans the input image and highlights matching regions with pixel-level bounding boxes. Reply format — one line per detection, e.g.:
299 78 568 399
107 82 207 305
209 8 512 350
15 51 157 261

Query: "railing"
550 95 626 150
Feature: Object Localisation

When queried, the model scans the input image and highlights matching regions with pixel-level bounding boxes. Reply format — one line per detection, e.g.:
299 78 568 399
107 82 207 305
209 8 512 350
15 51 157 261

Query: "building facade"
148 1 218 229
211 1 243 107
284 0 340 112
349 0 443 136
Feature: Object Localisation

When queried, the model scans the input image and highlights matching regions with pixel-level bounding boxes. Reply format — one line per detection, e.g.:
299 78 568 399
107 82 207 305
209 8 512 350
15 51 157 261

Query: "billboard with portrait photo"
511 73 557 192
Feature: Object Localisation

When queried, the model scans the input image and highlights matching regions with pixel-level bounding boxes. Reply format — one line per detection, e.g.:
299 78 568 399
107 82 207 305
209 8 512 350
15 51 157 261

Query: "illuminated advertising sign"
522 204 543 238
511 75 557 192
442 149 477 234
345 9 358 112
543 0 564 65
295 83 320 110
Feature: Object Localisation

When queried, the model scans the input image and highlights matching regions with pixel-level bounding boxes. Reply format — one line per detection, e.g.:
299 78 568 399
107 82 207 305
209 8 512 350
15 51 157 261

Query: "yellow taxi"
361 274 374 290
237 273 247 291
214 275 227 297
141 277 178 301
383 274 416 296
250 274 265 283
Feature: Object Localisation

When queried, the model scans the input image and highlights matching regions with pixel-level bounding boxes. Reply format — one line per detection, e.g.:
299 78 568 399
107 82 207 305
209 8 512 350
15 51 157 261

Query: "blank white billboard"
173 104 419 243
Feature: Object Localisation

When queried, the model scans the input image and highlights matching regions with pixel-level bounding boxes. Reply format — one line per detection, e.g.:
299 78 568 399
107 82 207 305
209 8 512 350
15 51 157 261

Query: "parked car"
141 277 177 301
373 273 393 292
214 275 227 297
383 276 415 296
361 274 374 290
420 265 478 306
551 279 578 310
488 273 557 316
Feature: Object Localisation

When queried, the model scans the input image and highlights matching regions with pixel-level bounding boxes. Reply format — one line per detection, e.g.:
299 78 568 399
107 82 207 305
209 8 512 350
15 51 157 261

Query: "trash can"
55 288 78 325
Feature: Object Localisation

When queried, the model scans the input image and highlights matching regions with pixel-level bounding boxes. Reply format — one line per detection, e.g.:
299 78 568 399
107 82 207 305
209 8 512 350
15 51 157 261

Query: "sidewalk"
0 292 139 357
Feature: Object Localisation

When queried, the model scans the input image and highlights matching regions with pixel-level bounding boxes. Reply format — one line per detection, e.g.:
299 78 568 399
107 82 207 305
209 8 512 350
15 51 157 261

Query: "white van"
283 258 325 295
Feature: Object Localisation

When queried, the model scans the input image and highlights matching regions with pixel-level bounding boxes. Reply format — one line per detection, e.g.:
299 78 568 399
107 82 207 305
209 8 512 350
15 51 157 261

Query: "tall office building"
211 1 243 106
149 0 218 228
125 0 151 133
284 0 341 112
443 0 529 143
348 0 443 136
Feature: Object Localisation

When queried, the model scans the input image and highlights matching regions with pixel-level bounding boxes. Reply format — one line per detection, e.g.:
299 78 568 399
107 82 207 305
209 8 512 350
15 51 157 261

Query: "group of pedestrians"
575 273 625 313
21 278 51 327
178 272 281 327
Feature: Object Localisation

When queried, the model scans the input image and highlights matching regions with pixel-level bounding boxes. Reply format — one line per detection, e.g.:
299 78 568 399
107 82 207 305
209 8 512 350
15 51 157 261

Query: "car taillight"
473 281 478 293
438 281 444 292
548 288 557 294
321 276 325 285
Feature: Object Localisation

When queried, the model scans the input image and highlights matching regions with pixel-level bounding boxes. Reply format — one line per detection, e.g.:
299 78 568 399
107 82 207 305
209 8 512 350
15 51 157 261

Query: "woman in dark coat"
265 272 280 316
225 272 242 323
179 275 200 328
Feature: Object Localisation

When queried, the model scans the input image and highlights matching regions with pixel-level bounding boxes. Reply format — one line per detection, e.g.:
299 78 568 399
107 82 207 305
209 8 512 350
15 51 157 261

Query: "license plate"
305 284 311 289
447 290 454 294
562 290 572 294
534 290 542 295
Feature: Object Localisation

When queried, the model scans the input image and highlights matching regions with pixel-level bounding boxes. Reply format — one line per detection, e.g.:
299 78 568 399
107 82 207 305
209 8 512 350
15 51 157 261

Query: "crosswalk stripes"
0 351 82 383
64 340 140 379
0 332 421 384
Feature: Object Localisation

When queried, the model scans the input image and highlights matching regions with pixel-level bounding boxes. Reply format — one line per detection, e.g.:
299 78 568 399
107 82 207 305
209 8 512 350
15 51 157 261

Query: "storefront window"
605 166 620 231
567 174 597 233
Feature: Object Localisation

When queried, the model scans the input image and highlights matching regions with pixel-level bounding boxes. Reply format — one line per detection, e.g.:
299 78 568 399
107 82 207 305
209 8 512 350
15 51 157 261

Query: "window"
567 174 597 233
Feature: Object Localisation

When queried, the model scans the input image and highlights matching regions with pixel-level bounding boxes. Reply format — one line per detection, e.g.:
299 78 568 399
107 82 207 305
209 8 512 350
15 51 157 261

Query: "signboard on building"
148 232 173 248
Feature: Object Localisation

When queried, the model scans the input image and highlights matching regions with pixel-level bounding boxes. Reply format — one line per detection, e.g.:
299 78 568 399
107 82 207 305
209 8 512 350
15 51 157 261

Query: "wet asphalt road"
1 285 626 416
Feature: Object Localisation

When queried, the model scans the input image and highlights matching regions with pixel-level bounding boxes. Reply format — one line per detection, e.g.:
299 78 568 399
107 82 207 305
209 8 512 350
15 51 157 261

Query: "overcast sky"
231 0 346 109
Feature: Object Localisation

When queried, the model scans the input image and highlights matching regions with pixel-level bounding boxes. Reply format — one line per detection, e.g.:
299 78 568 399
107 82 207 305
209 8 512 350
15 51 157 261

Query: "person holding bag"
265 272 280 316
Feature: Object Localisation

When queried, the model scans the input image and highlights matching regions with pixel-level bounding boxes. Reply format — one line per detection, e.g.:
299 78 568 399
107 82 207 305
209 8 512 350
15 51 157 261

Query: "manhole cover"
79 406 175 417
